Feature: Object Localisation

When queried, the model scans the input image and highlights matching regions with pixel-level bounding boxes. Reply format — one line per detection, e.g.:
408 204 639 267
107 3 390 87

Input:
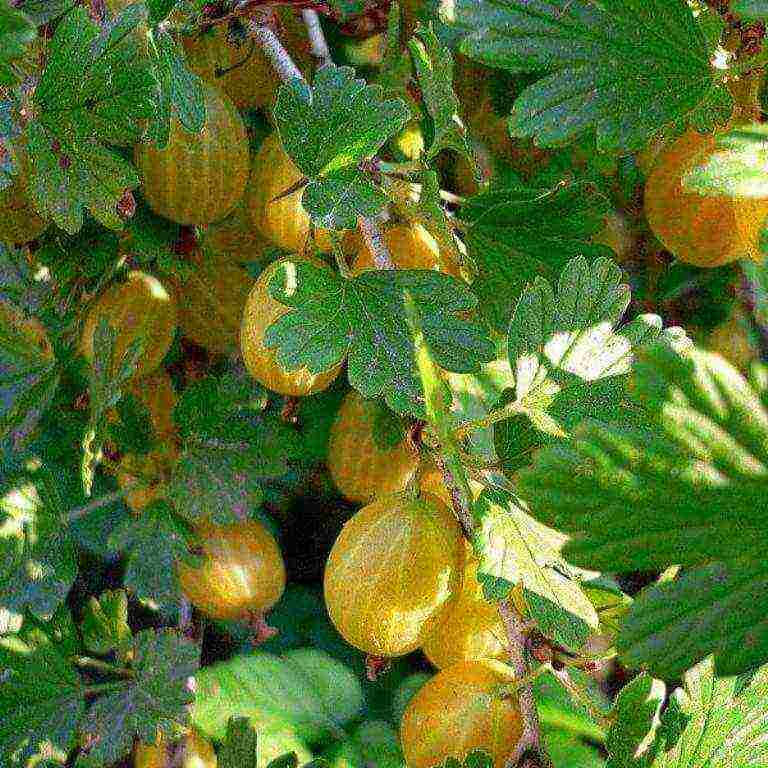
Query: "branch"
499 601 551 768
302 9 332 67
251 20 304 82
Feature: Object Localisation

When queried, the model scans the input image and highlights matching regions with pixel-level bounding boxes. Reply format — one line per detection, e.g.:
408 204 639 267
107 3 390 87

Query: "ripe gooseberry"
352 222 461 277
80 271 178 381
327 391 420 504
240 257 342 396
421 555 506 669
134 84 249 226
323 492 464 656
400 659 523 768
174 250 253 355
177 519 286 621
644 129 768 267
244 133 332 253
134 729 216 768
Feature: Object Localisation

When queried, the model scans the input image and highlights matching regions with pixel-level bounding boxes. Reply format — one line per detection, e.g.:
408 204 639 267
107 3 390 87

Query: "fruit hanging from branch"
327 391 421 504
80 271 178 381
323 492 464 656
644 129 768 267
134 729 217 768
134 84 249 226
177 519 286 622
240 257 342 396
400 659 523 768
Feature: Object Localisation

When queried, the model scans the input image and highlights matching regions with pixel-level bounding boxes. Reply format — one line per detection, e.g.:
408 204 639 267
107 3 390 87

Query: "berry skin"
134 729 216 768
116 440 178 515
202 200 272 264
0 147 48 246
177 519 286 621
400 660 523 768
421 555 506 669
327 391 420 504
644 130 768 267
244 133 331 254
352 222 461 277
119 370 177 441
323 492 464 656
80 271 178 381
240 257 342 396
134 84 249 226
174 250 253 355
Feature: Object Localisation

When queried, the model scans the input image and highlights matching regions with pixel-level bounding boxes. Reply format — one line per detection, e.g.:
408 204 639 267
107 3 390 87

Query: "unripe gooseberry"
327 391 420 504
80 271 177 381
240 257 342 396
177 519 286 621
0 147 48 245
109 370 177 445
342 33 386 67
352 222 461 277
421 555 506 669
134 729 216 768
323 492 464 656
174 250 253 355
400 659 523 768
202 200 272 265
134 84 249 226
644 129 768 267
244 133 332 253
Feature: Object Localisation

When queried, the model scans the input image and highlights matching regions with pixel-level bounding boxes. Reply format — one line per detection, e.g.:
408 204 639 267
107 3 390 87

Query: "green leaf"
0 3 36 87
454 0 730 151
647 657 768 768
27 6 157 233
147 0 180 25
732 0 768 20
0 299 59 448
324 720 405 768
149 28 206 149
681 123 768 197
0 625 84 766
518 344 768 675
11 1 75 25
495 256 684 473
265 259 495 415
218 717 258 768
433 751 494 768
408 25 469 159
81 318 143 496
192 648 364 745
471 486 599 651
0 459 76 619
108 501 189 612
80 590 132 659
80 630 198 766
605 674 665 768
274 64 409 229
461 181 612 331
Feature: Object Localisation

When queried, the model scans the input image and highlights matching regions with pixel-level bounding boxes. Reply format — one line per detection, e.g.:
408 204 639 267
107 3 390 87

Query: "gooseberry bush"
3 0 768 767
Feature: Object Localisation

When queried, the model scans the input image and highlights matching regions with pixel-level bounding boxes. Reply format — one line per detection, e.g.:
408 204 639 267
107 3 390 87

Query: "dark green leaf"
408 25 469 158
0 459 76 619
0 299 59 448
461 181 611 331
323 720 405 768
108 501 188 612
265 259 495 415
80 630 198 766
192 648 363 744
0 3 35 87
80 590 132 659
11 0 75 25
732 1 768 20
147 0 180 25
471 486 599 651
28 7 157 232
302 169 389 231
0 625 84 766
454 0 730 151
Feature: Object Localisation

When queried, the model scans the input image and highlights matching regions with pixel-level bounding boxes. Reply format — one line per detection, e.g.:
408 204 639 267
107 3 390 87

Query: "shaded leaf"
218 717 258 768
454 0 730 151
0 3 35 86
80 590 132 659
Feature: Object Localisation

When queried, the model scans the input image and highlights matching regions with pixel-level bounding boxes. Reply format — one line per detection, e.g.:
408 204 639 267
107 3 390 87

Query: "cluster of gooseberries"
6 3 766 768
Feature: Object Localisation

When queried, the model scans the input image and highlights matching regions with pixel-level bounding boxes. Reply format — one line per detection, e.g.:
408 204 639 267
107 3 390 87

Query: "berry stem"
67 482 141 522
